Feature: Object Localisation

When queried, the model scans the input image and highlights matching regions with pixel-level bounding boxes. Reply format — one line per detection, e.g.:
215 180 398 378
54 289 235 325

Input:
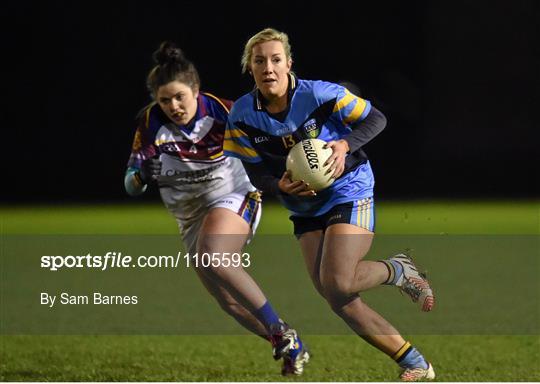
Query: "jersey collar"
253 72 297 111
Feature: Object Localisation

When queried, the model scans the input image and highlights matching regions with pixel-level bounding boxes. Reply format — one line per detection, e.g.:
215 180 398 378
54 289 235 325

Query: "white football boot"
400 362 436 381
270 324 310 376
389 253 435 312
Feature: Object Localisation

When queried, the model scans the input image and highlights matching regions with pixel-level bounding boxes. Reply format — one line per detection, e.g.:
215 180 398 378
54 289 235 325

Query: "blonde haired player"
225 28 435 381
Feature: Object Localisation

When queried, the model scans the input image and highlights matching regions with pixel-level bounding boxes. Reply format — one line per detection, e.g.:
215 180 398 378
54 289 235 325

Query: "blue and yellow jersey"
224 74 375 217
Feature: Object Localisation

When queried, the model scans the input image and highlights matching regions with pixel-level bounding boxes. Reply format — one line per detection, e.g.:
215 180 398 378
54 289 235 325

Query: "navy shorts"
290 197 375 237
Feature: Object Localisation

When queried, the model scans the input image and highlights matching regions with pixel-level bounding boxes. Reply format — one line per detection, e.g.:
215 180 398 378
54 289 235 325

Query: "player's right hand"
278 171 316 197
140 157 162 183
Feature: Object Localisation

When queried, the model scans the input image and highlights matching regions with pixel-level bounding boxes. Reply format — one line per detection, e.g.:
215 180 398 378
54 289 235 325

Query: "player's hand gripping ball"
286 138 334 191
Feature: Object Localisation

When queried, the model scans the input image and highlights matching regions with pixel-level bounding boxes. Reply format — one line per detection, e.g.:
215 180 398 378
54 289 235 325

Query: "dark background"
5 0 538 203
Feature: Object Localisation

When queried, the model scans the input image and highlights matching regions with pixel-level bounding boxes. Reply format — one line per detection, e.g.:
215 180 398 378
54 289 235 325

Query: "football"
286 138 334 191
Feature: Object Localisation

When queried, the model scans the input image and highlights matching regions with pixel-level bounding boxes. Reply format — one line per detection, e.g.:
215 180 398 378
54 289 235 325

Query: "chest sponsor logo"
254 136 270 144
161 162 226 183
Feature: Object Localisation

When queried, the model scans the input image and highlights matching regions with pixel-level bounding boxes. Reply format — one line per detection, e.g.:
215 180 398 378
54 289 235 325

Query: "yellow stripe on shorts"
356 197 372 231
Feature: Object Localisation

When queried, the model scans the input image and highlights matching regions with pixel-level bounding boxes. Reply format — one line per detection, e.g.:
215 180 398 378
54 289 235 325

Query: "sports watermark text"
40 251 251 271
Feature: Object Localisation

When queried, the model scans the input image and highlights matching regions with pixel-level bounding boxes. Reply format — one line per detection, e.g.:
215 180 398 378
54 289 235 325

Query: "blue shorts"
290 197 375 237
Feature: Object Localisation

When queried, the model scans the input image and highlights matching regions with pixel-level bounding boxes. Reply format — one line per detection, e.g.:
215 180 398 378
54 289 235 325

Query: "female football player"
224 28 435 382
124 41 309 376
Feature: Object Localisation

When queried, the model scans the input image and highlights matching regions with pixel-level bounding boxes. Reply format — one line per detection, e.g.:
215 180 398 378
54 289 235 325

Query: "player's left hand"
278 171 317 197
324 139 349 179
140 156 162 183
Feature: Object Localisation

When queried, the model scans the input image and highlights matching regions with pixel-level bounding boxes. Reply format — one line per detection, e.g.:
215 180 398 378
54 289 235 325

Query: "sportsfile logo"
302 140 319 171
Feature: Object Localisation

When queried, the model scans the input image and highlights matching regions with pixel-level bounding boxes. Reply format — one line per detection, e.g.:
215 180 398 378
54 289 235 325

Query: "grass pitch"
2 335 538 381
1 200 539 381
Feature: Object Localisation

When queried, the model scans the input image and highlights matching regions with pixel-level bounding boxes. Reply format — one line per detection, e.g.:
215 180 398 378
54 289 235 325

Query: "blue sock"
382 259 404 285
396 344 428 369
253 301 282 333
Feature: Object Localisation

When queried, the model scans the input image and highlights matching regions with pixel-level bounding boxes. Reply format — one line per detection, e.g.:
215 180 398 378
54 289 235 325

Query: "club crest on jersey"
303 118 319 138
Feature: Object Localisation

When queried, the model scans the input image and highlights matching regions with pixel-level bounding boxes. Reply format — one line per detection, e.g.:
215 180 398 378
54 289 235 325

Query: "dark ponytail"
146 41 200 96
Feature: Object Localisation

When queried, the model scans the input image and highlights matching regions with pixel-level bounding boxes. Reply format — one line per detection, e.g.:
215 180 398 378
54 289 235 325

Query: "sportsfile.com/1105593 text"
40 251 251 271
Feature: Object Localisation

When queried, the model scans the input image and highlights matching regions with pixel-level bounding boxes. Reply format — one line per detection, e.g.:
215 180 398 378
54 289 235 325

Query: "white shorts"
165 188 262 254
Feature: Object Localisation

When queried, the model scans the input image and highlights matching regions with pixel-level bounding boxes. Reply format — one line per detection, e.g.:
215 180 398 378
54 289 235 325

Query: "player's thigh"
320 223 374 285
200 207 251 234
298 230 325 294
198 207 251 252
198 190 261 250
320 198 375 276
201 189 261 232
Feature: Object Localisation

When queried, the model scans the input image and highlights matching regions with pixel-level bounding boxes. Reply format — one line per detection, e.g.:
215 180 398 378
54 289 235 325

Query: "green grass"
1 200 539 381
1 335 539 381
2 200 538 234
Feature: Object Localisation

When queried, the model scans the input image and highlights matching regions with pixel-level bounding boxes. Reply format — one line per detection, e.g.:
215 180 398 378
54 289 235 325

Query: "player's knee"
194 247 229 276
325 292 357 313
196 237 218 256
320 274 356 307
321 274 355 296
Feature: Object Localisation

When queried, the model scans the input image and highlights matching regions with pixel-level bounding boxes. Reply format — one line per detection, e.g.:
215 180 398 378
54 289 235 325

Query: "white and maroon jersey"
127 92 254 205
